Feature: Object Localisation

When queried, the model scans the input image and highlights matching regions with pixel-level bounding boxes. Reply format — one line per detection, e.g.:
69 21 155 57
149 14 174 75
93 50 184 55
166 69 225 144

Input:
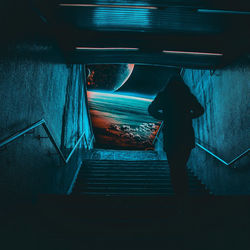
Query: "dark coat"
148 86 204 153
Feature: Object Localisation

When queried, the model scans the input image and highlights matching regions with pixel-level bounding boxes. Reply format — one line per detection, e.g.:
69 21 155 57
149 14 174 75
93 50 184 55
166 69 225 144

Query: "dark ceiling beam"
66 49 224 69
55 0 250 11
72 30 226 53
30 0 250 68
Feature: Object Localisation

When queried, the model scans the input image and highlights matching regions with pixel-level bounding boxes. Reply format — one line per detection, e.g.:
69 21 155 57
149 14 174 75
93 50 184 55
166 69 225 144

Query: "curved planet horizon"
115 64 134 91
87 64 135 92
87 91 161 150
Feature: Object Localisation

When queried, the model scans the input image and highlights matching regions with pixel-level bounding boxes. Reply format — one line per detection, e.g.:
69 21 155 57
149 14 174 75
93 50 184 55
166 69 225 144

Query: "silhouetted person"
148 75 204 196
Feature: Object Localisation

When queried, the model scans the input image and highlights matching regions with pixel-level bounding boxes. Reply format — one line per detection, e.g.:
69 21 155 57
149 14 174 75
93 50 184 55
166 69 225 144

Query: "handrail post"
41 122 67 163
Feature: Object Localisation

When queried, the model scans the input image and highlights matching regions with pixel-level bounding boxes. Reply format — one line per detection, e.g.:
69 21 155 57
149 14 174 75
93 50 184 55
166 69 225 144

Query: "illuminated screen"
86 64 176 150
88 90 160 149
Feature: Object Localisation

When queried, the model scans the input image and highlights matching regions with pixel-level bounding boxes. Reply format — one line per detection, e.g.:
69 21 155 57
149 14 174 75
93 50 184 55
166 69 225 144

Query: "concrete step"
79 173 198 181
75 188 207 196
84 164 169 168
75 182 205 189
83 165 169 169
78 173 171 178
72 160 209 196
77 192 175 196
81 169 170 174
83 168 169 172
79 177 172 182
84 150 160 161
76 187 175 194
77 181 204 189
81 168 194 174
75 186 208 195
85 160 168 164
75 180 202 187
74 185 206 194
76 183 173 188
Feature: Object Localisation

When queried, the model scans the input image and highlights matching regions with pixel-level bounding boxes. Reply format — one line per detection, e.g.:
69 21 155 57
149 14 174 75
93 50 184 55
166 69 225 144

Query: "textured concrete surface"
0 51 93 195
182 62 250 194
83 149 160 161
154 128 167 160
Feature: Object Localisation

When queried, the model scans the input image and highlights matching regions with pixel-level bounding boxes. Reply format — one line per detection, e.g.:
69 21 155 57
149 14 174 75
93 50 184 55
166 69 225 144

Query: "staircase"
72 160 209 196
4 157 250 250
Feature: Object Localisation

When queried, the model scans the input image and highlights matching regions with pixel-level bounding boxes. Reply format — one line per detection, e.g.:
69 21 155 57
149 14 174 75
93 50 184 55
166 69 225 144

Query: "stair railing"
0 119 94 164
152 121 249 167
153 121 164 145
195 141 249 167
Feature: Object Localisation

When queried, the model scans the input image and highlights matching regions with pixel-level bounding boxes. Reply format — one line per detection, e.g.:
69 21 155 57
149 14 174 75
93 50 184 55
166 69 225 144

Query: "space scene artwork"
86 64 177 150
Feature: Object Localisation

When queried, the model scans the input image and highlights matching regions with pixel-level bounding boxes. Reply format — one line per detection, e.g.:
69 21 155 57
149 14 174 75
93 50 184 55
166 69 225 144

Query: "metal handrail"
0 119 94 164
152 122 249 167
196 142 250 167
88 133 95 149
153 121 164 145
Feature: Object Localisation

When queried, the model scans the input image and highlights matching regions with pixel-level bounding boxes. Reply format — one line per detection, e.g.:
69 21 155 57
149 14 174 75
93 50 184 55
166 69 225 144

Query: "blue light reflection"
93 7 150 29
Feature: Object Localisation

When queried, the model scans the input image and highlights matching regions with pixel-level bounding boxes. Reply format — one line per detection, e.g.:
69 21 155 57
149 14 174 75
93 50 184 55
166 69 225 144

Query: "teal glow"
93 7 150 29
89 90 154 101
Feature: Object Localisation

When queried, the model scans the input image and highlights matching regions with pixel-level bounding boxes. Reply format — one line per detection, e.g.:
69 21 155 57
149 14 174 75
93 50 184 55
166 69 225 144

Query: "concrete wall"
182 62 250 194
154 128 167 160
0 50 93 195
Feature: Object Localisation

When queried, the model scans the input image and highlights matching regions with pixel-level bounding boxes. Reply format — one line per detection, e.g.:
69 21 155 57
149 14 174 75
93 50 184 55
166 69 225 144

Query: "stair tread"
78 187 174 190
79 178 199 181
80 170 193 173
78 175 198 180
74 187 206 192
82 169 170 172
75 183 203 188
78 174 199 180
75 186 205 192
85 162 168 164
72 160 209 196
76 191 207 195
83 163 169 166
85 160 166 162
77 192 175 196
78 173 171 176
85 163 167 166
83 165 170 168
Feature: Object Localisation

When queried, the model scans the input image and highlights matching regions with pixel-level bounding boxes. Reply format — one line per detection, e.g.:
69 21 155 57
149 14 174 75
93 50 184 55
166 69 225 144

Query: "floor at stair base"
83 149 160 161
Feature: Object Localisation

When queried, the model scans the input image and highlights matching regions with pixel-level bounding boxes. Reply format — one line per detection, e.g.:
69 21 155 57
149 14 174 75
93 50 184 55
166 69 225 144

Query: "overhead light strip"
76 47 222 55
198 9 250 15
75 47 139 51
163 50 223 56
59 3 158 10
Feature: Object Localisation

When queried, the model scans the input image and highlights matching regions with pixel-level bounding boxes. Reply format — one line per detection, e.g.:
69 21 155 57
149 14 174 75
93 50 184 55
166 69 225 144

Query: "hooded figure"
148 75 204 196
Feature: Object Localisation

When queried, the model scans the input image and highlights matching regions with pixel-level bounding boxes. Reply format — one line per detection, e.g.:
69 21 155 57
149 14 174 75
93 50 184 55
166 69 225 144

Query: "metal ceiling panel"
58 5 223 33
57 0 250 11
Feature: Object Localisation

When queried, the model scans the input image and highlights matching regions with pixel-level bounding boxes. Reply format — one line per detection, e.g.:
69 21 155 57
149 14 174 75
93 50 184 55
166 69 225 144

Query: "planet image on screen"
87 91 161 150
87 64 134 91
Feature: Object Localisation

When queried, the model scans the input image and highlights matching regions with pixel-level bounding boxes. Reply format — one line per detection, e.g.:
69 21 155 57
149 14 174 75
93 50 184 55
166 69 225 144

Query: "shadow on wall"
182 62 250 194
